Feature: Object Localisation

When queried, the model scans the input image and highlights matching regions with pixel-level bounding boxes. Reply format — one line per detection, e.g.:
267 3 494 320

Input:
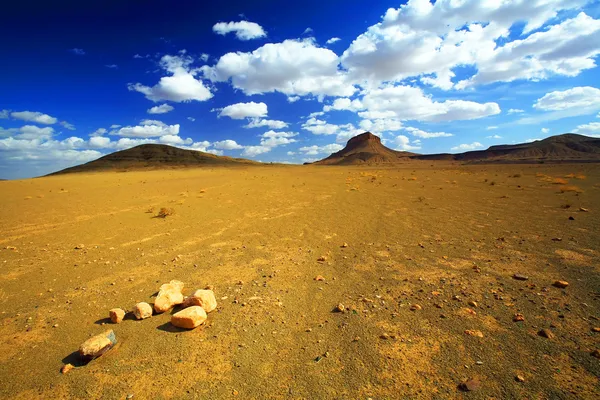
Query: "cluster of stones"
74 280 217 366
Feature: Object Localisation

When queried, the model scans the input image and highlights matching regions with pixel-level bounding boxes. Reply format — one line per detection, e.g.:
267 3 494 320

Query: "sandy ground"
0 163 599 399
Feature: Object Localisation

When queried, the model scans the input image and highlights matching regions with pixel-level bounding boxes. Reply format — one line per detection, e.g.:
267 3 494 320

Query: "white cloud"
259 130 298 147
219 102 268 119
244 118 289 129
242 145 271 157
90 128 107 137
541 127 550 134
287 151 296 156
486 126 498 130
299 143 343 155
60 121 75 130
140 119 166 127
212 21 266 40
70 48 85 55
105 64 118 69
111 123 180 138
323 98 363 113
341 1 594 91
573 122 600 136
202 39 356 98
187 117 196 122
10 111 57 125
405 127 452 138
487 134 502 139
110 124 121 129
212 140 244 150
392 135 421 151
287 96 300 103
148 104 174 114
302 118 340 135
128 54 213 102
326 37 341 45
360 85 500 122
508 109 525 114
533 86 600 111
0 110 9 119
451 142 484 151
359 118 403 133
89 136 111 148
14 125 55 140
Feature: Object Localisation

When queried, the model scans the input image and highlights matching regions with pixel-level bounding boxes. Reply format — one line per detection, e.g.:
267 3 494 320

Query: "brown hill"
49 144 260 175
313 132 600 165
414 133 600 163
313 132 418 165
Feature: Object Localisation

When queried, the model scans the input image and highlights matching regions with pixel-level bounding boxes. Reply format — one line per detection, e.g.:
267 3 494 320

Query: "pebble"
515 375 525 382
182 289 217 313
334 303 345 312
591 350 600 359
74 244 85 250
459 378 481 392
171 306 207 329
79 330 117 360
410 304 422 311
513 313 525 322
61 363 74 374
579 207 589 212
317 256 327 262
314 275 325 281
133 302 152 320
592 327 600 332
553 280 569 289
513 274 529 281
568 216 575 220
538 329 554 339
154 280 185 313
341 243 348 248
464 330 484 338
108 308 125 324
468 301 478 308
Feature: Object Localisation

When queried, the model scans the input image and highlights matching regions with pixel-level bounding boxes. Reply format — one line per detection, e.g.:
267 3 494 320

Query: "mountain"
313 132 418 165
311 133 600 165
49 144 260 175
414 133 600 163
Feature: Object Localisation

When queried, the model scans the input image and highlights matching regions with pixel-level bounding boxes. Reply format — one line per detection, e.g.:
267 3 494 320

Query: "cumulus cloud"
202 39 356 98
323 98 363 113
573 122 600 136
218 102 268 119
359 118 403 133
302 118 342 135
451 142 484 151
10 111 58 125
326 37 341 44
212 140 244 150
533 86 600 111
341 1 594 90
259 130 298 147
391 135 421 151
541 127 550 134
508 109 525 114
244 118 288 129
60 121 76 130
128 54 213 102
213 21 267 40
148 104 174 114
242 145 271 157
299 143 344 155
110 123 180 138
404 127 452 138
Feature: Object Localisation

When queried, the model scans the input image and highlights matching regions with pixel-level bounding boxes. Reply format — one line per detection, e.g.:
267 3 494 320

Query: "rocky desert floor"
0 163 599 399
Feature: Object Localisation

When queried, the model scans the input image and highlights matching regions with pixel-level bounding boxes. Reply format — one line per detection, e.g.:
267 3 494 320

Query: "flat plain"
0 163 599 399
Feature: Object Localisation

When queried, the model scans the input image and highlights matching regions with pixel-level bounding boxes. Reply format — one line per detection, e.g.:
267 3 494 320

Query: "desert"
1 152 599 398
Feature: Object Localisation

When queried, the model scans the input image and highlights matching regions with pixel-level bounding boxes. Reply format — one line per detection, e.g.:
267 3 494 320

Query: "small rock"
154 280 184 313
341 243 348 248
314 275 325 281
317 256 327 262
513 274 529 281
380 333 390 339
513 313 525 322
182 289 217 312
591 350 600 359
171 306 207 329
468 301 478 308
553 280 569 289
333 303 345 312
74 244 85 250
459 378 481 392
133 302 153 320
538 329 554 339
592 327 600 332
465 330 484 338
410 304 422 311
515 375 525 382
579 207 589 212
552 237 563 241
61 363 74 374
109 308 125 324
568 216 575 220
79 330 116 360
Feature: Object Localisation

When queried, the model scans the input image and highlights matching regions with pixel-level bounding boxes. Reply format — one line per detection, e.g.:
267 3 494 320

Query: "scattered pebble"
579 207 589 212
515 375 525 382
459 378 481 392
79 330 117 360
333 304 345 313
513 313 525 322
314 275 325 281
553 280 569 289
410 304 422 311
464 330 484 338
317 256 327 262
592 327 600 333
512 274 529 281
109 308 125 324
467 301 478 308
133 302 153 320
74 244 85 250
568 216 575 220
591 350 600 359
341 243 348 248
538 329 554 339
61 363 74 374
171 306 207 329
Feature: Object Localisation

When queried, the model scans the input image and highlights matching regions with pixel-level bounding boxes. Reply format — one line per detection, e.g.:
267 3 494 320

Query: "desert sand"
1 163 599 399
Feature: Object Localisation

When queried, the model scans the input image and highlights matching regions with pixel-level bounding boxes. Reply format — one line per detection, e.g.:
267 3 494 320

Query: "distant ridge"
311 132 600 165
48 144 260 175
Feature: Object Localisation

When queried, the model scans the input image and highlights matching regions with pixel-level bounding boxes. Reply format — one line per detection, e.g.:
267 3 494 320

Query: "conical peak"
347 132 381 146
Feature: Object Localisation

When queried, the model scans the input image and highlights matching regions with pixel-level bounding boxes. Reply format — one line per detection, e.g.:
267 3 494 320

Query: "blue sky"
1 0 600 179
